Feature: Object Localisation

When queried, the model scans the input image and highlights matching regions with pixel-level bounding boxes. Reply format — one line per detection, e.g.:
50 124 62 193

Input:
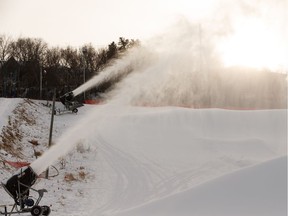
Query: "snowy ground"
0 98 287 216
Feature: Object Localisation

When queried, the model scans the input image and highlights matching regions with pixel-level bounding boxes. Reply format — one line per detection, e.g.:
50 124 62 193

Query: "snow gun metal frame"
0 166 51 216
58 91 84 114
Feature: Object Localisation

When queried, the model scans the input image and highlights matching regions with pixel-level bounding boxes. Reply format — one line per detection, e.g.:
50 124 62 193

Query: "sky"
0 0 197 47
0 0 287 70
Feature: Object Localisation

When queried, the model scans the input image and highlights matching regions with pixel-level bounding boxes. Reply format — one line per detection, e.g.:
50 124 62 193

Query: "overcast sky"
0 0 287 70
0 0 219 47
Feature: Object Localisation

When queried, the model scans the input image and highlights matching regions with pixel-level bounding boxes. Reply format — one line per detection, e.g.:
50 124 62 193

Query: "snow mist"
72 20 225 107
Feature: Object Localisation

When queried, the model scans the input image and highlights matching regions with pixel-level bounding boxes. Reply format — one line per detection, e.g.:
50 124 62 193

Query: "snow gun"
1 166 51 216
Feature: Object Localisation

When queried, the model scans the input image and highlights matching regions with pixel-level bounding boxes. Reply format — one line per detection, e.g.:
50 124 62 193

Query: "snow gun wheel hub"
31 205 42 216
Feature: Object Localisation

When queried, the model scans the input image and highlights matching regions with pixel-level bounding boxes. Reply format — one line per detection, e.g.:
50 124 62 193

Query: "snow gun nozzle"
60 91 75 105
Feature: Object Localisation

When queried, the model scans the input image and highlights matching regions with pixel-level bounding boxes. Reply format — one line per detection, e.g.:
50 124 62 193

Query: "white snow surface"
0 98 287 216
0 98 22 129
112 156 287 216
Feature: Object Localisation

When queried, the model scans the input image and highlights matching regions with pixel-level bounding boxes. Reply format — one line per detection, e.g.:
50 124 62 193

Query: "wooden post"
45 89 56 179
40 64 42 100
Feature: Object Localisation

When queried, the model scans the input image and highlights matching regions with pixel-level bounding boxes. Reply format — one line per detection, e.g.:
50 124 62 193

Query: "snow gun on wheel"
59 91 83 114
1 166 51 216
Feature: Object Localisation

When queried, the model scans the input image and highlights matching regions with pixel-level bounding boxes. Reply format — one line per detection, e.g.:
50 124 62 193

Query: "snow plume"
72 47 156 97
29 113 93 175
107 20 220 107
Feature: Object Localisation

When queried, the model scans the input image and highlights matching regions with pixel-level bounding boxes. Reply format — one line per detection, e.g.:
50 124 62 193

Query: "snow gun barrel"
2 166 37 201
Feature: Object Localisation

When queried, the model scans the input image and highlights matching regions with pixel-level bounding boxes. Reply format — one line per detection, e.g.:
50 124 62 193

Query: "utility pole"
40 63 42 100
83 64 86 100
199 24 203 72
82 47 87 101
45 89 56 179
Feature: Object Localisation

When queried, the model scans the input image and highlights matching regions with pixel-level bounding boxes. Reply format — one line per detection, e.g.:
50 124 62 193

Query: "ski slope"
0 98 287 216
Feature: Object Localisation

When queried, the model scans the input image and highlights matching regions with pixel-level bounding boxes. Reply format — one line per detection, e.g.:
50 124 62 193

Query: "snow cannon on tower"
58 91 84 114
1 166 51 216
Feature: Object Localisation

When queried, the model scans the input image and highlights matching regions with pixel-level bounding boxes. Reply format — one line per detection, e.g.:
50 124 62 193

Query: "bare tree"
0 34 12 61
29 38 48 62
80 44 98 77
9 37 47 63
44 47 62 68
60 46 80 69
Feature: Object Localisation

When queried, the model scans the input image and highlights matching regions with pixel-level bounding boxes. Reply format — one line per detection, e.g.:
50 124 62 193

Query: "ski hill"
0 98 287 216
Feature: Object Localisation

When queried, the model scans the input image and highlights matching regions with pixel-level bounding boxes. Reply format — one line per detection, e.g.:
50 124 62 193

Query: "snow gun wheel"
72 108 78 113
31 205 43 216
42 205 51 216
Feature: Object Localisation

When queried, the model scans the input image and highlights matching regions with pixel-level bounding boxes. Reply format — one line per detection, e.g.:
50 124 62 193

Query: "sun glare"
218 18 287 72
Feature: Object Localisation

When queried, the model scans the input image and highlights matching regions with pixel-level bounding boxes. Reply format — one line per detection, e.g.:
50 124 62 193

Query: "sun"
218 18 287 72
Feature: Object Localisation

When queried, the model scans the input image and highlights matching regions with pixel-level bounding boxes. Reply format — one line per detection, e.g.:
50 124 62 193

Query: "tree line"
0 34 140 100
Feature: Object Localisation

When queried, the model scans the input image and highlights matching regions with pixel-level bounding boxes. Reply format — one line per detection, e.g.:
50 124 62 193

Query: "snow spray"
71 20 225 107
72 47 156 97
30 104 122 175
30 112 94 175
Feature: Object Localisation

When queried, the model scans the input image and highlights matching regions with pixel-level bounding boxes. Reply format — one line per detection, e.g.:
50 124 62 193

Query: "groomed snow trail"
111 156 287 216
83 107 286 215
